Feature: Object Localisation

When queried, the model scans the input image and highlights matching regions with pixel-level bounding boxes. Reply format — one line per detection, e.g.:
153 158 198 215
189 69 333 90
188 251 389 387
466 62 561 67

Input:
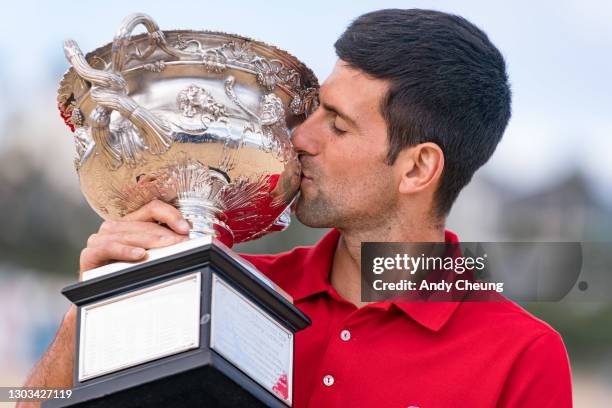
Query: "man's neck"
330 219 445 307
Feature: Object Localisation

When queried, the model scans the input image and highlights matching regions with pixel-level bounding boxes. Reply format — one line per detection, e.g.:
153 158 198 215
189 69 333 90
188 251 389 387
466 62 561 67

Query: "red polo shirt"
241 229 572 407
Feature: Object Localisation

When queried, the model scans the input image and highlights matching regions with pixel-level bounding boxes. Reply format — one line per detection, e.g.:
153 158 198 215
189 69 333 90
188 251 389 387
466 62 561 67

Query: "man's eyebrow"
321 102 358 129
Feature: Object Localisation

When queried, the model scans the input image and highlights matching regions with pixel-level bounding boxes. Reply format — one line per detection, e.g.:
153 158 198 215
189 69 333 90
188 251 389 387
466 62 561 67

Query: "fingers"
87 231 187 251
80 222 190 274
79 200 191 275
122 200 190 235
99 220 184 237
80 243 146 273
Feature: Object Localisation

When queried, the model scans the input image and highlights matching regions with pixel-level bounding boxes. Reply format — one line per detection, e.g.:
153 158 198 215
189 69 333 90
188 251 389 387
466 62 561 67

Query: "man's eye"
329 120 347 135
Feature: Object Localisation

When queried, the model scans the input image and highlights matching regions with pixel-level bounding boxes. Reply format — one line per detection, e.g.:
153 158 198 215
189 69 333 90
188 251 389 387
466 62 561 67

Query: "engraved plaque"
210 274 293 405
79 272 201 381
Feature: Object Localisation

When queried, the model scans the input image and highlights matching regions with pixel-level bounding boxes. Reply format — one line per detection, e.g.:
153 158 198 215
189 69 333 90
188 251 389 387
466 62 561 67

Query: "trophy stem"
177 197 233 247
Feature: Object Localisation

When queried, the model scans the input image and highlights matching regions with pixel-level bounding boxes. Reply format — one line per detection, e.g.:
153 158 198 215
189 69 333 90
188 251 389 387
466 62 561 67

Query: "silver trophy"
58 13 318 245
49 13 317 408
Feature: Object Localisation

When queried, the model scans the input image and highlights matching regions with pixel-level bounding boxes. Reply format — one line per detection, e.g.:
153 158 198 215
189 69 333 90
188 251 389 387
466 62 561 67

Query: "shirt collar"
291 228 339 301
292 228 463 332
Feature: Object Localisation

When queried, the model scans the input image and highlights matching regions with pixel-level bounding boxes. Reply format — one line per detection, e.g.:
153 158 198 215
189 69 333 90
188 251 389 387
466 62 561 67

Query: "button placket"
308 308 378 406
312 309 370 403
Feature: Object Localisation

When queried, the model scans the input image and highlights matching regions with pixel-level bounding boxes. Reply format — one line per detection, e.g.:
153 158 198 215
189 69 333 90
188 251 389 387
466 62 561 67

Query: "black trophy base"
43 238 310 408
44 348 277 408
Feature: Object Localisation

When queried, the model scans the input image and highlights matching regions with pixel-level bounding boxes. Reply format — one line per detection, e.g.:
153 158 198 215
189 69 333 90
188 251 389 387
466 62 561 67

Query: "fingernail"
131 248 146 258
177 220 191 233
160 235 174 242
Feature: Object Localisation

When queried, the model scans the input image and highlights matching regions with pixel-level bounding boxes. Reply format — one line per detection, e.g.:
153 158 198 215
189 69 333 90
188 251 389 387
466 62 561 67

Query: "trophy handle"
110 12 203 67
111 13 166 73
63 39 173 167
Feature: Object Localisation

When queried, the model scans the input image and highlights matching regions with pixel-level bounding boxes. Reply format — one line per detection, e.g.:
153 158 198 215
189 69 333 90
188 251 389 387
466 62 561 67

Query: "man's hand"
79 200 191 274
19 200 190 407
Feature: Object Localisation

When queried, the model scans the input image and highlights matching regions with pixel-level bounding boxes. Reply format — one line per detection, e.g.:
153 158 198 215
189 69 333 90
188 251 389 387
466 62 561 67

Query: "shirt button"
323 374 335 386
340 329 351 341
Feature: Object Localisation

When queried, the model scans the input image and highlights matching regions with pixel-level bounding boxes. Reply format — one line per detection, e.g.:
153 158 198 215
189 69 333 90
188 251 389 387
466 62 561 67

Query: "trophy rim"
57 28 319 112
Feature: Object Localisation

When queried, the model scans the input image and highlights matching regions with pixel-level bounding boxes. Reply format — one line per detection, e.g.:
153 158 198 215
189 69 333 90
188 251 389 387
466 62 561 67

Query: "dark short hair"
335 9 511 217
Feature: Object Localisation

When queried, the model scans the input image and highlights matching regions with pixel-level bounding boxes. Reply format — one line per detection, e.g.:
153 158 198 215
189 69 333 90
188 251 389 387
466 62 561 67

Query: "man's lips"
300 167 313 179
300 172 314 182
299 159 315 183
299 172 314 190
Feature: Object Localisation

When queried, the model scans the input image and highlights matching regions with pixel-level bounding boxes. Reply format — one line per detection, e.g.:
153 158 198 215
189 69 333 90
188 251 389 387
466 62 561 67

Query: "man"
22 9 572 407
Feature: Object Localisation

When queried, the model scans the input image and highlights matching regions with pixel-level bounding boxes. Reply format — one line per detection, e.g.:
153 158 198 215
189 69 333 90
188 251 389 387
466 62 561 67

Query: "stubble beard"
294 185 344 229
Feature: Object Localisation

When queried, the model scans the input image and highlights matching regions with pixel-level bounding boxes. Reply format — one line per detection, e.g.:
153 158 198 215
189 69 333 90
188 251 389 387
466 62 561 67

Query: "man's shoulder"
455 294 564 346
462 298 573 406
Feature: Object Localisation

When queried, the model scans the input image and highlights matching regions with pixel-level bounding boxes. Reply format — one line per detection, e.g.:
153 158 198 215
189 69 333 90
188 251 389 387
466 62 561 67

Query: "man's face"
292 60 397 230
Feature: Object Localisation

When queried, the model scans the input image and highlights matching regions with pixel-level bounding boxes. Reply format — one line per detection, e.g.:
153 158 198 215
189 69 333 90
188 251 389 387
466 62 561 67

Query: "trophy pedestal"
43 238 310 408
43 349 282 407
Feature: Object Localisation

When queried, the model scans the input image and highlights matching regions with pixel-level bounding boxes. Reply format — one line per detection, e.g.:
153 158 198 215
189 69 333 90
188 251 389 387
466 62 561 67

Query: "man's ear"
397 142 445 194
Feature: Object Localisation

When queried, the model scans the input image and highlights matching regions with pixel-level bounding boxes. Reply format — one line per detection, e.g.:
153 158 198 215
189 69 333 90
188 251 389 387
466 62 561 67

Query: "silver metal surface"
58 13 319 245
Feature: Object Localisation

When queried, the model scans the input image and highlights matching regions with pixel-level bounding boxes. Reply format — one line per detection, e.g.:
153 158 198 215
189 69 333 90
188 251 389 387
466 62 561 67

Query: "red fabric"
241 229 572 408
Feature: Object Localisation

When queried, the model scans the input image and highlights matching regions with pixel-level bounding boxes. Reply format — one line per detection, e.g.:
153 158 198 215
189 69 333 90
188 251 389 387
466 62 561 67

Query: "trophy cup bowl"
49 13 318 408
57 13 319 246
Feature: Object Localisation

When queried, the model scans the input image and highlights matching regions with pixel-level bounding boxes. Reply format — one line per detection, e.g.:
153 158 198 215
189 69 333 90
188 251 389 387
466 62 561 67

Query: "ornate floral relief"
142 60 166 72
73 126 92 169
70 107 85 127
220 75 288 158
173 34 200 51
224 76 257 119
290 86 319 116
171 35 301 92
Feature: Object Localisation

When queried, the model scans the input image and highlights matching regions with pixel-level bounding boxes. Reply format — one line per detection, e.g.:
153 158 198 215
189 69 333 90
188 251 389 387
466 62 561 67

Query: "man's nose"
291 112 321 156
